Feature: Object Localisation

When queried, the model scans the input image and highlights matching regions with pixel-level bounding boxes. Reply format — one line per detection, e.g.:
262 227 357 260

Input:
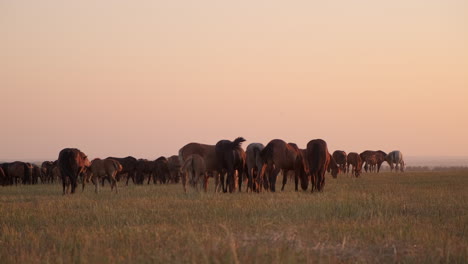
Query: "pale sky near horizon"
1 0 467 161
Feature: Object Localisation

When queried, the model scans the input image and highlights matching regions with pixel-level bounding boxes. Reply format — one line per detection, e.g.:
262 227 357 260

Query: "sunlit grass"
0 171 467 263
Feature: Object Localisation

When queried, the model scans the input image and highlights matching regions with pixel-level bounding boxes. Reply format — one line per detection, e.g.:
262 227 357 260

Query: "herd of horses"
0 138 405 194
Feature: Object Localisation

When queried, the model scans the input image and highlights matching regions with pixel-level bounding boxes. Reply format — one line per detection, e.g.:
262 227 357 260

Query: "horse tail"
178 147 185 167
260 144 274 164
231 137 246 149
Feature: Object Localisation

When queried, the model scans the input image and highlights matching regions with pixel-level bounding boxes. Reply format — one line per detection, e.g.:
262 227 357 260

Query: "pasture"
1 171 467 263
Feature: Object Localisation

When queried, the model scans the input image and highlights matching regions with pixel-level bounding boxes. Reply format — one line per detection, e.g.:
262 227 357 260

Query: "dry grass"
0 171 467 263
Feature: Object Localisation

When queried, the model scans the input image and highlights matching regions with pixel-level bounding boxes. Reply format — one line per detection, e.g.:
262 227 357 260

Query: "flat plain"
1 171 467 263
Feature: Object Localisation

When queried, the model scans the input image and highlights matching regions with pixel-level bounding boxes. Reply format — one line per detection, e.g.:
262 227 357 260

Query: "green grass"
1 171 467 263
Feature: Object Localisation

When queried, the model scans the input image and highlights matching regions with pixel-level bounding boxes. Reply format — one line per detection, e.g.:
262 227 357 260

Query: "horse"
306 139 339 192
385 151 405 172
259 139 308 192
181 154 207 192
245 143 264 192
215 137 246 193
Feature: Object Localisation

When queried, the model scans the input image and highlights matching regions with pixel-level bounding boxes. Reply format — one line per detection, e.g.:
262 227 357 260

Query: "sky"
1 0 467 161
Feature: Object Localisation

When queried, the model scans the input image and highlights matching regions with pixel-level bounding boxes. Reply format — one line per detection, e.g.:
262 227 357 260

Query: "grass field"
1 171 467 263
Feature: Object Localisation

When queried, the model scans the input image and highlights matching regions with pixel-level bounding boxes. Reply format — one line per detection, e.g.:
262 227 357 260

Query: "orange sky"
1 0 467 160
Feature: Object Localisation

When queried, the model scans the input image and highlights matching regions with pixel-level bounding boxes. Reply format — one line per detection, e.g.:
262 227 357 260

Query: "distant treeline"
388 166 468 172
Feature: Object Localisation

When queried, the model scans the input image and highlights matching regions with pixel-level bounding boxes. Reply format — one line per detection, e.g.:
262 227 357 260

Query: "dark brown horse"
153 156 170 184
41 161 56 183
215 137 246 193
346 152 362 177
106 156 138 185
0 166 7 186
332 150 347 174
58 148 91 194
306 139 338 192
259 139 308 192
167 155 181 183
3 161 33 185
135 159 155 184
31 164 42 184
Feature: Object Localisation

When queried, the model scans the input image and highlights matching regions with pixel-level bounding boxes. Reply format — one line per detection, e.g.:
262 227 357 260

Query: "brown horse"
245 143 264 192
167 155 181 183
84 158 123 193
346 152 362 177
306 139 339 192
4 161 33 185
135 159 156 184
178 142 220 192
41 161 56 183
365 155 378 172
375 150 387 172
259 139 308 192
181 154 207 192
31 164 42 184
106 156 138 185
0 166 7 186
58 148 91 194
215 137 246 193
332 150 347 174
360 150 387 173
152 156 170 184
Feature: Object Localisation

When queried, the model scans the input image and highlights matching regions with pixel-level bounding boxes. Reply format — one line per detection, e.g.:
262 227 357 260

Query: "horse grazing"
179 142 220 192
181 154 207 192
245 143 264 192
152 156 170 184
306 139 339 192
365 155 378 172
359 150 387 173
3 162 33 185
346 152 362 177
167 155 181 183
41 161 56 183
385 151 405 172
83 158 122 193
31 164 42 184
259 139 308 192
215 137 246 193
0 166 7 186
135 159 156 184
375 150 387 172
106 156 138 185
58 148 91 194
332 150 347 174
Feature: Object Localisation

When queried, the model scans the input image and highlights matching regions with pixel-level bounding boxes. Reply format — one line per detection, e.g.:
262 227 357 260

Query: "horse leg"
82 175 86 192
281 170 288 191
112 173 118 193
258 164 268 193
94 175 99 193
247 167 253 193
269 167 281 192
203 173 209 192
182 169 187 193
294 170 299 192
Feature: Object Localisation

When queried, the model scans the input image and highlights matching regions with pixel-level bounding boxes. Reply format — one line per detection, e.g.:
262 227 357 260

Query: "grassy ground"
0 171 467 263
